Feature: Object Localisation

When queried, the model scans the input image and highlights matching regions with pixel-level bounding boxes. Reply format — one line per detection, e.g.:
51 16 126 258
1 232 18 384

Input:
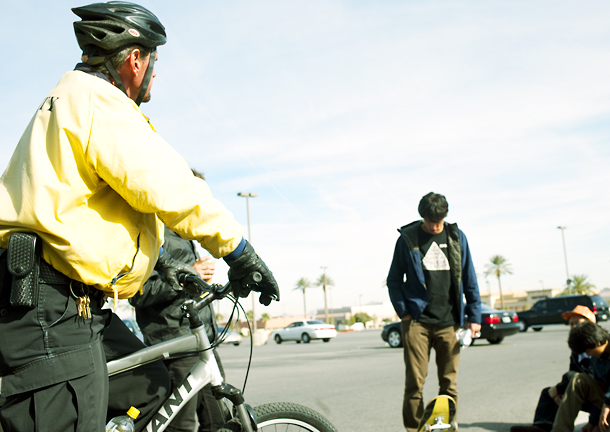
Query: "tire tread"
217 402 337 432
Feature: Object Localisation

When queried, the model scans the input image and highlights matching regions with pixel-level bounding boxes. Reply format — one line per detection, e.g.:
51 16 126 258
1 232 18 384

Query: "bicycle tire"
217 402 338 432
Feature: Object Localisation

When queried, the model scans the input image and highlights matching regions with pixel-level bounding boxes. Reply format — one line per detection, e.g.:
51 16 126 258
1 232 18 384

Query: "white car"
272 320 337 344
218 326 242 346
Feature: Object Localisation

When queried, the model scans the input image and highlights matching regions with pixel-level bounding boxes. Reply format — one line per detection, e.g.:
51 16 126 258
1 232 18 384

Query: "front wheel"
217 402 338 432
274 334 282 344
302 333 311 343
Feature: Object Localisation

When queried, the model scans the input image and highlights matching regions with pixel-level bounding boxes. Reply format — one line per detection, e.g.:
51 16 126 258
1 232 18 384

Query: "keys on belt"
70 281 91 320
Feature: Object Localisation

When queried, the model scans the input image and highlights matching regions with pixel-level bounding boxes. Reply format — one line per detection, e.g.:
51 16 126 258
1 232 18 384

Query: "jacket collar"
74 62 111 83
398 220 459 252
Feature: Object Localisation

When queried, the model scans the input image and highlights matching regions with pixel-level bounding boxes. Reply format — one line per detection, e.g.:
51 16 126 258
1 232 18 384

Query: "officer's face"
139 51 158 104
421 218 445 235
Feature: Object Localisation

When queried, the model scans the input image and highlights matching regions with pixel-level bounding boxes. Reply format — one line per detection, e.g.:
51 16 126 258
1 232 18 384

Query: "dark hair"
568 321 610 354
418 192 448 222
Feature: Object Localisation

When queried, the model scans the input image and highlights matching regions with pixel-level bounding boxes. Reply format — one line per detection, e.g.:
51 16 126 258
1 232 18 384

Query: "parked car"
517 294 609 332
381 304 520 348
272 320 337 344
476 304 520 344
217 326 242 346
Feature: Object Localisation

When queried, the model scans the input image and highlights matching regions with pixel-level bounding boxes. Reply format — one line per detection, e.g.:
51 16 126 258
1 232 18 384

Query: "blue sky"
2 1 610 318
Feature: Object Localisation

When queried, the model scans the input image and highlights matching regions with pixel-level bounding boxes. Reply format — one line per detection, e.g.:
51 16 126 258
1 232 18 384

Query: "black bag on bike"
7 232 41 309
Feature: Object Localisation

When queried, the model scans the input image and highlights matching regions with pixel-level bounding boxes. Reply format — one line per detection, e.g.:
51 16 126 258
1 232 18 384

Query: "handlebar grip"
242 271 262 285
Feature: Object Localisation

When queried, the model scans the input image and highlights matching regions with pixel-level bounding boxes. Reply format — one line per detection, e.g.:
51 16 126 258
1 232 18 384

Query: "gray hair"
86 44 152 80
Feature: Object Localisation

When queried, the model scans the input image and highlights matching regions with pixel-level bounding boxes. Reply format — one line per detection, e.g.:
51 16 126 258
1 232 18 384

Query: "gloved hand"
226 241 280 306
155 250 199 292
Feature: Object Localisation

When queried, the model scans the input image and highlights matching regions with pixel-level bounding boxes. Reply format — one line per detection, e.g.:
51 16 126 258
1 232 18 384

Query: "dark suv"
517 294 609 332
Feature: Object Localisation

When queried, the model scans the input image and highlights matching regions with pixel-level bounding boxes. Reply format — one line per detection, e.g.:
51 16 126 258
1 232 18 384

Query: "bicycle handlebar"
178 271 262 307
178 271 261 330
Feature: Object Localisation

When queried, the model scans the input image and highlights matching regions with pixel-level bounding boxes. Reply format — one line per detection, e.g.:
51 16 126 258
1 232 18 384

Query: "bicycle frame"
107 295 256 432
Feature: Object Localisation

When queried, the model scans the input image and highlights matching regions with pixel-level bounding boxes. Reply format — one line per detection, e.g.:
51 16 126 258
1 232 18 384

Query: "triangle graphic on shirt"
422 242 450 271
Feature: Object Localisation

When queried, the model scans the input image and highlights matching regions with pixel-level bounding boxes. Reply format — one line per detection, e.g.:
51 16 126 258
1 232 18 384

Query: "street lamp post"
238 192 258 332
557 226 571 294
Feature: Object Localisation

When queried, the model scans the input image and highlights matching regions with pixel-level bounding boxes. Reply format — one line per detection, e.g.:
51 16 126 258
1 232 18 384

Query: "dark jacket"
589 353 610 407
129 227 217 345
386 221 481 326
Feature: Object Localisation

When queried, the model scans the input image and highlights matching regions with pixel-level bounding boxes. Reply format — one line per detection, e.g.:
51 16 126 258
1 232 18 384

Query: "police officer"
0 2 279 431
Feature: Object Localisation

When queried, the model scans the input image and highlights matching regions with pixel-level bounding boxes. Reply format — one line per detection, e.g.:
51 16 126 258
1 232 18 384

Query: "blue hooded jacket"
386 221 481 326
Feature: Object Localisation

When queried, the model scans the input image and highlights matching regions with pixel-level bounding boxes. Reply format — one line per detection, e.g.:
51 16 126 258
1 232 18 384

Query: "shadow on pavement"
459 422 513 432
461 422 588 432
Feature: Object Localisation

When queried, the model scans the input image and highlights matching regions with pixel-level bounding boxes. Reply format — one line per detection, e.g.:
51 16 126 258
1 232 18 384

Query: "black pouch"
7 232 41 309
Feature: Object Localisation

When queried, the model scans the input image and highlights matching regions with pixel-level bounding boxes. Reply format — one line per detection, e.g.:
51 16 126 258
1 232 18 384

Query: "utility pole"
557 226 571 294
238 192 258 332
321 266 329 324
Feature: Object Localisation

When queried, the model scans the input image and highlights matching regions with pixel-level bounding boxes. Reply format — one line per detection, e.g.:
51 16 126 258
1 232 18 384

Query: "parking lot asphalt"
216 321 610 432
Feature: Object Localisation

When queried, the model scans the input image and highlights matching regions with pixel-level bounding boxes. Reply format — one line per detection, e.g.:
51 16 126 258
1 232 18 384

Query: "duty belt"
38 260 71 285
5 232 88 310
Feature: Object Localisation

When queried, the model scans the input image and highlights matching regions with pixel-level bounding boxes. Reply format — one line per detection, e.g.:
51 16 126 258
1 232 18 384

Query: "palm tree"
294 277 312 318
562 274 596 295
485 255 512 310
316 272 335 324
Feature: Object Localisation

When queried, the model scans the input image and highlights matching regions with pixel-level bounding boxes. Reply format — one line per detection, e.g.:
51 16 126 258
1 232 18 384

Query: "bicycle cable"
232 296 253 394
181 275 256 394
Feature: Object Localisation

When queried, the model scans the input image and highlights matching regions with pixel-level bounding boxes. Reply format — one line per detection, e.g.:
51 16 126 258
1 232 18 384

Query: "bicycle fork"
212 382 257 432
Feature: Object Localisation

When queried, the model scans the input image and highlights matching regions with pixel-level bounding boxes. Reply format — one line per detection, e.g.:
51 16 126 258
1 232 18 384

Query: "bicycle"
107 272 338 432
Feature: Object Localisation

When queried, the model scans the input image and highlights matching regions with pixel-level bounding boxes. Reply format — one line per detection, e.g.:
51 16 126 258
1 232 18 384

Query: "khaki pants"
552 373 605 432
402 320 460 432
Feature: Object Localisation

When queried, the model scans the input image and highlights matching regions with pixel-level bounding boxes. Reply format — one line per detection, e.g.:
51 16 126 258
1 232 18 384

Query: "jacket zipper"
110 234 141 309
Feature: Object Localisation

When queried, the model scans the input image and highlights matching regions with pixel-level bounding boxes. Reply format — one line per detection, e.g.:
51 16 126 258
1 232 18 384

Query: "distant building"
481 288 569 311
313 302 399 328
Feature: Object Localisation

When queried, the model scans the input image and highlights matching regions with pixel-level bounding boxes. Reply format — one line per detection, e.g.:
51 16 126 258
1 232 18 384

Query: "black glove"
155 250 199 292
226 241 280 306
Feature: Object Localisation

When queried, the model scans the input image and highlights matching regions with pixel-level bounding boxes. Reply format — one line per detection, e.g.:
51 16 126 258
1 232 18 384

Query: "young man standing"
387 192 481 432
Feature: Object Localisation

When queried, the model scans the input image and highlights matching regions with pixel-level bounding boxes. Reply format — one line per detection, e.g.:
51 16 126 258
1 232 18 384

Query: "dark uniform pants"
0 281 108 432
0 280 171 432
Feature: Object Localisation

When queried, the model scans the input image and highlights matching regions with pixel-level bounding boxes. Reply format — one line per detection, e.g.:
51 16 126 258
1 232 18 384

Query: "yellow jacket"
0 70 243 299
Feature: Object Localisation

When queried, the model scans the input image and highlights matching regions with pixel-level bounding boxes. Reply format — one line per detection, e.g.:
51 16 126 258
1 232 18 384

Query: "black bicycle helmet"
72 2 166 105
73 2 166 54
